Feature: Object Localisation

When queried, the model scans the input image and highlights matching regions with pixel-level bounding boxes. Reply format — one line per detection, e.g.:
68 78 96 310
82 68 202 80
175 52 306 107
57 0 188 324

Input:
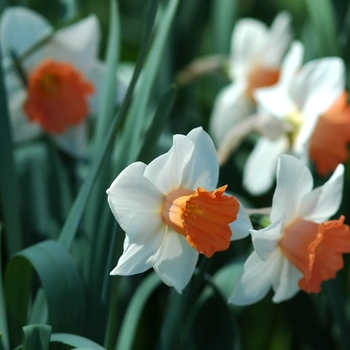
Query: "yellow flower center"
161 185 239 258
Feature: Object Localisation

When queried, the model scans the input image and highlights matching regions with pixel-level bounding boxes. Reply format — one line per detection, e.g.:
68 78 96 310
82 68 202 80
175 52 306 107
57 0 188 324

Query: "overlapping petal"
243 136 288 196
153 229 199 293
271 155 313 223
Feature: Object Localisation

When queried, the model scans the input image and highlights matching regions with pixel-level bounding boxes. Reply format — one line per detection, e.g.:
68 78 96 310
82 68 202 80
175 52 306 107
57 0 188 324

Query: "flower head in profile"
107 127 252 292
243 41 345 195
230 155 350 305
209 11 292 146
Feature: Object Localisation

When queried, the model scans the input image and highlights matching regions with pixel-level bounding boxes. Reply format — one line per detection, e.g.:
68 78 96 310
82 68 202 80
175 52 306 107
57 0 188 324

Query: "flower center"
23 58 94 133
161 185 239 258
286 109 303 144
246 66 280 101
279 216 350 293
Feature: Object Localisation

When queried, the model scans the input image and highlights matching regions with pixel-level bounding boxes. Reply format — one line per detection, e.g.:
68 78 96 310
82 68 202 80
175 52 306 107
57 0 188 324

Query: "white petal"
209 81 254 146
272 255 302 303
53 122 88 158
8 89 42 143
294 58 345 146
262 11 292 67
229 249 282 305
293 57 345 117
251 216 284 260
299 164 344 222
243 136 288 195
54 14 100 59
229 18 268 79
271 154 313 224
107 162 163 237
0 6 52 57
181 127 219 189
278 41 304 89
144 134 194 194
153 229 199 293
110 223 166 276
229 201 253 241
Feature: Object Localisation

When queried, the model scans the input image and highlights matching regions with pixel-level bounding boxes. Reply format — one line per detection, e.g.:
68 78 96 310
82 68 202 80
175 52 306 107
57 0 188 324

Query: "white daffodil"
0 6 123 156
209 11 292 147
230 154 350 305
107 127 252 292
243 41 345 195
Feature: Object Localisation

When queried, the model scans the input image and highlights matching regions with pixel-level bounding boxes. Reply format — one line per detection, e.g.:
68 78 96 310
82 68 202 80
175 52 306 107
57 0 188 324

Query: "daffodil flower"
309 91 350 176
107 127 252 292
230 154 350 305
209 11 292 147
0 6 122 155
243 41 345 195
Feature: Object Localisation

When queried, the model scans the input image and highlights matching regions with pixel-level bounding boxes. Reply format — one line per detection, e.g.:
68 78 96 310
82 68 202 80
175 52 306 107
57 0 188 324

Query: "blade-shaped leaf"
50 333 106 350
5 240 85 346
115 273 161 350
21 324 51 350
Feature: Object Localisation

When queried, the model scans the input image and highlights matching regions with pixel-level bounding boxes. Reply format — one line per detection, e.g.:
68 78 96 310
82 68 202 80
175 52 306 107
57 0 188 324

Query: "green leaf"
0 44 22 256
0 226 9 350
119 0 181 164
115 273 162 350
51 333 106 350
93 0 120 150
137 85 177 163
4 240 85 346
58 0 159 250
21 324 51 350
211 0 237 54
304 0 339 56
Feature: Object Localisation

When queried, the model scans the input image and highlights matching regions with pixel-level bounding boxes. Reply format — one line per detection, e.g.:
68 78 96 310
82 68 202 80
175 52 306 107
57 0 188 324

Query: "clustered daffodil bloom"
0 6 124 155
107 127 252 292
209 11 292 147
309 91 350 176
230 155 350 305
243 41 345 195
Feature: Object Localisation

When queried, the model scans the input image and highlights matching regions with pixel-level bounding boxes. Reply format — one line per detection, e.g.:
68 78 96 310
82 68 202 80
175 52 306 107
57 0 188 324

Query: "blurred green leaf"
115 273 161 350
324 275 350 350
51 333 106 350
0 226 9 350
119 0 180 165
305 0 340 56
93 0 120 150
211 0 237 54
21 324 51 350
5 240 85 346
137 85 177 163
58 0 159 250
0 45 22 256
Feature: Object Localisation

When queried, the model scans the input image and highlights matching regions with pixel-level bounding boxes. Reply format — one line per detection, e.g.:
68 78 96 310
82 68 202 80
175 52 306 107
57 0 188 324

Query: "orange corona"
162 185 239 258
24 59 94 133
279 215 350 293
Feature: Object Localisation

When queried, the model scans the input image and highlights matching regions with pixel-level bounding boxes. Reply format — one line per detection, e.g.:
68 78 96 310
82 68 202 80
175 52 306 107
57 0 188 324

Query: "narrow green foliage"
4 241 85 346
58 0 159 250
119 0 180 164
211 0 237 54
137 85 177 163
50 333 106 350
0 46 22 256
115 273 161 350
0 227 9 350
21 324 51 350
93 0 120 150
305 0 339 56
